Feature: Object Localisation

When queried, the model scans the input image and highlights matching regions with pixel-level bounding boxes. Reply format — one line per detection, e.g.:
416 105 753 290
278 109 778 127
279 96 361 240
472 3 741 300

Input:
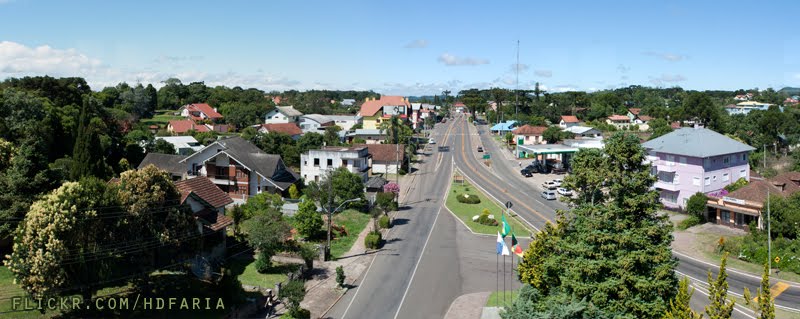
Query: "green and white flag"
501 214 511 238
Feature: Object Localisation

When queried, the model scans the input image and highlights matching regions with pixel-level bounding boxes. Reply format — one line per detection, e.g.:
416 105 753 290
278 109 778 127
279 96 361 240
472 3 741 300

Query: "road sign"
775 256 781 263
483 154 491 159
505 201 513 209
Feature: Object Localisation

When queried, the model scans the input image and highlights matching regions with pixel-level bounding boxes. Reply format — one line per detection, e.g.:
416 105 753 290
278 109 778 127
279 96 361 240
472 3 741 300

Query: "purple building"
642 127 755 209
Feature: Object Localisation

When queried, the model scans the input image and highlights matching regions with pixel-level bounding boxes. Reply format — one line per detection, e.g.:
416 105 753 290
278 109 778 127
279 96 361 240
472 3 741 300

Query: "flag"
496 232 510 256
511 233 523 257
500 214 511 238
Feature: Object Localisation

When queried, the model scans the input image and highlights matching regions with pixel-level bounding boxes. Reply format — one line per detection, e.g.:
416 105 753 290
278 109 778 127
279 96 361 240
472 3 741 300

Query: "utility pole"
515 40 519 121
326 175 333 261
765 144 772 274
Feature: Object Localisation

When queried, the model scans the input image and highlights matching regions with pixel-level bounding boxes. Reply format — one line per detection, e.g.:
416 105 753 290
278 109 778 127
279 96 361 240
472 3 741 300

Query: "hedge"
456 193 481 204
379 215 391 229
365 231 382 249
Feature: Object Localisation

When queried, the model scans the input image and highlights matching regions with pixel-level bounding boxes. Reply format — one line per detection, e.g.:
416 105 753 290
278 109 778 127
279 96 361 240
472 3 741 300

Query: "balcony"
655 180 679 191
657 161 678 172
207 174 248 185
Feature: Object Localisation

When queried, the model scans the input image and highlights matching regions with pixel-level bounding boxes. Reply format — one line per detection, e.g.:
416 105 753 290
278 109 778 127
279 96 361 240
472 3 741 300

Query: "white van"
541 190 557 200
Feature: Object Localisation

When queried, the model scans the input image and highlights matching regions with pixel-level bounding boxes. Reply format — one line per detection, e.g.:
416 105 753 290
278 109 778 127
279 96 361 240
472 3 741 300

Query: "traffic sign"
775 256 781 263
506 201 513 209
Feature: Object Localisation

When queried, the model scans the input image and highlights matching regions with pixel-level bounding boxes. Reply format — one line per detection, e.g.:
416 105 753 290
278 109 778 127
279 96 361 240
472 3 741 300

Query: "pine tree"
70 101 92 180
758 262 775 319
663 277 702 319
705 253 735 319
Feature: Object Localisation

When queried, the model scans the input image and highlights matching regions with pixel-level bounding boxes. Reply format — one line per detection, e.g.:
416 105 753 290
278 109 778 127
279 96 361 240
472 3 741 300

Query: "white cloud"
549 84 579 93
404 39 429 49
509 63 529 73
0 41 304 91
437 53 489 66
534 69 552 78
644 51 687 62
649 74 687 86
617 64 631 73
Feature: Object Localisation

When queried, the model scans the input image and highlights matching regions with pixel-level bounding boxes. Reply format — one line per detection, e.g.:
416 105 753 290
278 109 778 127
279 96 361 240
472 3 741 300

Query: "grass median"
485 290 520 307
446 181 533 237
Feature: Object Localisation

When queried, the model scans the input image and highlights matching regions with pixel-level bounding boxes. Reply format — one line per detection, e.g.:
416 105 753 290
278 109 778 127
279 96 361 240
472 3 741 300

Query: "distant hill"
778 87 800 96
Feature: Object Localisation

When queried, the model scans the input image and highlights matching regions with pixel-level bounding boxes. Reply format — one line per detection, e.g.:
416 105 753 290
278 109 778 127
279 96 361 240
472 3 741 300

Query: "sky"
1 0 799 95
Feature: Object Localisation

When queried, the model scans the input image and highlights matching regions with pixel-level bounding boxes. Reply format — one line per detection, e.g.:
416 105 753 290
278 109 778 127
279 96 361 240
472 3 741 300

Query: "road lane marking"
753 282 791 303
675 270 800 313
673 251 800 289
393 160 452 319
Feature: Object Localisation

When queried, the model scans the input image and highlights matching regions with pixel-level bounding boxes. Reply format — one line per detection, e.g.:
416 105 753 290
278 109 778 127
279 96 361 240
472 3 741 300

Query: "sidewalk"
300 158 420 318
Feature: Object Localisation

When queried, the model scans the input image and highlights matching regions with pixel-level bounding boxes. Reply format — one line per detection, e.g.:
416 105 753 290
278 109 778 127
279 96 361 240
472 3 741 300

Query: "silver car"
541 190 557 200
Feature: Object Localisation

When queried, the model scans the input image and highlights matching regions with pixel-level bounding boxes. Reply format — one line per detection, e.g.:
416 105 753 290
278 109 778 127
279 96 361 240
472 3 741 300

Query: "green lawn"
140 111 184 128
329 209 371 259
485 290 519 307
0 266 49 318
228 256 299 289
446 181 533 237
691 232 800 283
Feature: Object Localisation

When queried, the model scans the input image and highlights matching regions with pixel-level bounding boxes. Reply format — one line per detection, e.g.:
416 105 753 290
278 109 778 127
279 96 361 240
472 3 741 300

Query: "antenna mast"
515 40 519 120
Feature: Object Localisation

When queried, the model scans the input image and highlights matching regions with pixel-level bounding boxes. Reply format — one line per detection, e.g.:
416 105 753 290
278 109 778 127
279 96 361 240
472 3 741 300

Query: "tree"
686 192 708 220
5 179 116 299
279 279 307 316
324 125 342 146
682 92 720 129
379 115 411 144
305 168 365 211
297 132 324 154
335 265 346 288
663 277 702 319
294 200 323 239
758 262 775 319
375 192 398 214
517 221 562 292
71 98 111 180
648 118 674 140
504 131 513 145
705 253 735 319
542 126 566 144
241 208 290 269
562 148 606 205
288 184 300 199
150 138 176 154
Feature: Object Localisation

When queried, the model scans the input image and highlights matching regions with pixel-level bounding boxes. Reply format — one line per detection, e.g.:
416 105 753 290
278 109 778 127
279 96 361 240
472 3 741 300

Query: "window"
723 156 730 164
705 177 711 186
674 173 680 184
704 158 711 168
314 158 320 166
666 155 675 166
712 175 717 182
327 159 333 167
679 157 687 166
693 177 701 186
740 169 746 178
723 173 730 182
742 154 747 162
721 211 730 223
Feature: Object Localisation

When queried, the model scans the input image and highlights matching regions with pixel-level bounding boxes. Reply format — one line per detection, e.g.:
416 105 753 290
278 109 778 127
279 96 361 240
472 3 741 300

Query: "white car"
428 138 436 144
552 179 563 187
541 190 557 200
542 181 558 190
557 188 572 196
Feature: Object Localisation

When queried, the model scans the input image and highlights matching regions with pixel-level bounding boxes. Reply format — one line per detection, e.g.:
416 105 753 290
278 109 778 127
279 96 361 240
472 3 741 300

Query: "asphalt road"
326 116 459 319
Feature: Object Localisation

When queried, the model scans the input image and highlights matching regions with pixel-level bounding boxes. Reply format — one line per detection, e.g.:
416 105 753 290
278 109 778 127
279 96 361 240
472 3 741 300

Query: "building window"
723 156 730 164
723 173 730 182
721 211 730 223
674 173 680 184
712 175 717 182
693 177 701 186
679 157 687 166
740 169 746 178
314 158 320 166
666 155 675 166
704 177 711 186
327 159 333 167
742 154 747 162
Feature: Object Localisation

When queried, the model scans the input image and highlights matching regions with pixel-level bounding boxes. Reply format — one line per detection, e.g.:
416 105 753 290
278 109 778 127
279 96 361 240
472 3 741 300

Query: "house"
355 143 405 174
175 176 234 261
180 136 299 202
490 120 517 134
365 176 388 204
137 153 188 180
341 99 356 107
734 93 754 101
784 97 799 105
326 115 362 132
346 129 387 144
298 114 335 133
706 172 800 230
724 101 775 115
512 125 548 145
167 119 210 134
410 103 423 130
515 139 605 161
559 115 580 129
563 125 602 139
626 109 652 131
179 103 224 123
155 136 203 155
257 123 303 140
300 146 370 184
358 96 410 130
642 127 756 209
606 115 631 129
453 102 466 113
265 106 303 124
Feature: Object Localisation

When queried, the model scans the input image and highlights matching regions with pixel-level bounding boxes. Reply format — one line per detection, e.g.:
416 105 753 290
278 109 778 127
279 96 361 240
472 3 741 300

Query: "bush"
288 308 311 319
724 177 749 192
335 265 345 288
298 243 317 270
677 215 702 230
686 192 708 220
364 231 382 249
456 193 481 204
379 215 391 229
255 252 271 273
476 209 498 226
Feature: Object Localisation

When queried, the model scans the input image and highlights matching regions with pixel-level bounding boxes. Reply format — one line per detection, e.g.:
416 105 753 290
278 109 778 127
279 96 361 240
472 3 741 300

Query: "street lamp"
325 198 361 261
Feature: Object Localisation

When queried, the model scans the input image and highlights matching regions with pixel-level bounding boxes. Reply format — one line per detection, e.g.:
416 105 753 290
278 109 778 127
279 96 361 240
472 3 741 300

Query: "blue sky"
1 0 799 95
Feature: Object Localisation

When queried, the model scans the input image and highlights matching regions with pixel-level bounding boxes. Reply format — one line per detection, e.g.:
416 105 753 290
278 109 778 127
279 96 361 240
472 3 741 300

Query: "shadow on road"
392 218 409 226
384 237 403 245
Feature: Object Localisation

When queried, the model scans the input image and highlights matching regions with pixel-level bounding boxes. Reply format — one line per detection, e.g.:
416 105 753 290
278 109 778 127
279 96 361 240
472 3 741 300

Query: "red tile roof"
194 208 234 233
359 96 409 117
176 176 234 208
453 102 466 107
186 103 223 119
512 125 547 135
638 115 654 122
560 115 579 123
260 123 302 136
354 143 405 163
607 115 630 121
168 119 209 133
628 108 641 115
724 172 800 205
670 121 681 129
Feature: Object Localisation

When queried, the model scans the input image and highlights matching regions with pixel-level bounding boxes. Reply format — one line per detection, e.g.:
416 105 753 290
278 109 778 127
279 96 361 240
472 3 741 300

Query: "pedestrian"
518 161 522 167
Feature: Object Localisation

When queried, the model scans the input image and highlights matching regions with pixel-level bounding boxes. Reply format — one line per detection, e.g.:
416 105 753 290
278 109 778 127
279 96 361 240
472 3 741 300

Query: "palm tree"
379 115 404 144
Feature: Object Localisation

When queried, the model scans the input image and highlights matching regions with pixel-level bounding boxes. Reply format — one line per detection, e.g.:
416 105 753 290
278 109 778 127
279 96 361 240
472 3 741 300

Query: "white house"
724 101 775 115
326 115 362 132
300 146 370 184
563 126 603 139
355 143 405 174
265 106 303 124
155 136 203 155
559 115 580 129
298 114 334 133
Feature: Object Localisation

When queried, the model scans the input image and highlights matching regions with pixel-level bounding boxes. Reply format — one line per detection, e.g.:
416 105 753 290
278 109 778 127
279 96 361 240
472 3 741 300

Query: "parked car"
552 179 563 187
541 190 557 200
428 138 436 144
557 187 572 196
477 146 484 152
547 160 567 174
542 181 558 190
441 118 447 123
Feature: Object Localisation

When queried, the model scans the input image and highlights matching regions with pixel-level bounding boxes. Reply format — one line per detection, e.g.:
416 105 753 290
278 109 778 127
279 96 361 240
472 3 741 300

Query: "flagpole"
496 245 499 307
503 208 507 308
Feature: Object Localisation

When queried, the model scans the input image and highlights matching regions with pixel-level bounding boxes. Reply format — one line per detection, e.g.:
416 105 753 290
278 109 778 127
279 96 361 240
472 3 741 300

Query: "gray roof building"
277 106 303 117
642 127 755 158
137 153 187 178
